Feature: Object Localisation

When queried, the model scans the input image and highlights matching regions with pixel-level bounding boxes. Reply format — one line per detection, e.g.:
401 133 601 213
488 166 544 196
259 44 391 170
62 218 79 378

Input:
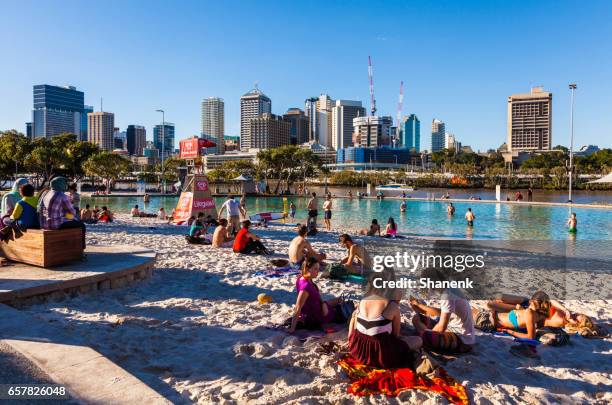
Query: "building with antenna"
240 86 271 151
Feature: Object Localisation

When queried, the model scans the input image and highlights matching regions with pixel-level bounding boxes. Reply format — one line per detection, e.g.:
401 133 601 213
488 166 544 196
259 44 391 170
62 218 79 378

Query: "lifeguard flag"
173 174 216 224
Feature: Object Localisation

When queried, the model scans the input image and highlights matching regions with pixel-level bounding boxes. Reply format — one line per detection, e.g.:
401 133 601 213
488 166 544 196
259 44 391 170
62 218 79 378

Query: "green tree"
0 130 32 181
82 152 130 192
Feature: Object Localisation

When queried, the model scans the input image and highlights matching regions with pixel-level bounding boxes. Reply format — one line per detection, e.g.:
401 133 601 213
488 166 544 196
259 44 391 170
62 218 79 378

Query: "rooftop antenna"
100 97 103 112
396 80 404 142
368 56 377 116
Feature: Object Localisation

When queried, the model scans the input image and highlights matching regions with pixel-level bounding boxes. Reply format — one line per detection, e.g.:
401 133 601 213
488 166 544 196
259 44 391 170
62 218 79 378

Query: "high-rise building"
353 116 393 148
81 105 94 141
240 86 271 151
304 97 318 142
32 84 84 138
331 100 365 150
283 108 309 145
25 122 32 139
507 87 552 152
87 112 115 151
201 97 225 154
248 113 291 150
153 123 175 159
401 114 420 151
126 125 146 156
431 119 446 152
445 132 462 151
316 94 334 148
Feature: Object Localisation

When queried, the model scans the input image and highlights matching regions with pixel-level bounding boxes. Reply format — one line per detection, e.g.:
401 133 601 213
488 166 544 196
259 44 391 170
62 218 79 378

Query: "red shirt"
233 228 249 252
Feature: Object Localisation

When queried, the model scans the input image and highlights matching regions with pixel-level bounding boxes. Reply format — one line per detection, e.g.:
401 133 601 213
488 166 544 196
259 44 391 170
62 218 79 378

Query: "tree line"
0 130 184 190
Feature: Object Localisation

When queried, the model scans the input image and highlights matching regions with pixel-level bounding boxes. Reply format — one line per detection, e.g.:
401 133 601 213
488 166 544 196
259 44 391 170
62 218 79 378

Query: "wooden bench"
0 228 84 267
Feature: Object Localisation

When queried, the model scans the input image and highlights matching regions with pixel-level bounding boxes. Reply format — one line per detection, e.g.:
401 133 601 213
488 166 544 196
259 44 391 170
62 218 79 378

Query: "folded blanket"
254 265 299 278
338 355 468 405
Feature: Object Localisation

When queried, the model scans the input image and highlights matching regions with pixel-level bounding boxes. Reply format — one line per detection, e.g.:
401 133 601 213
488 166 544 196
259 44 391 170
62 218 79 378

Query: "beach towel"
254 265 300 278
337 355 468 405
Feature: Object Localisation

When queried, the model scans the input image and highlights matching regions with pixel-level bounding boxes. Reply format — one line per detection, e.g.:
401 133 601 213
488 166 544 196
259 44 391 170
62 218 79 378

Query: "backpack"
326 263 347 280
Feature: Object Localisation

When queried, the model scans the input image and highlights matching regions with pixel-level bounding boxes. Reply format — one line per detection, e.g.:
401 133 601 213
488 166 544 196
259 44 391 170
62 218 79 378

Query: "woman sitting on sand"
486 293 599 335
359 219 381 236
288 257 341 333
472 291 551 340
383 217 397 238
349 268 422 369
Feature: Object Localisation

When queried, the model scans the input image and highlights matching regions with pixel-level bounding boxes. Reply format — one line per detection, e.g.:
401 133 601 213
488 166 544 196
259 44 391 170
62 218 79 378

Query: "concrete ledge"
0 304 171 404
0 245 156 307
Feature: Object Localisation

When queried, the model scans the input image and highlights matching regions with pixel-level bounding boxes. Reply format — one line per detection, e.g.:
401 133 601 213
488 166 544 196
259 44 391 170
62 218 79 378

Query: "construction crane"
396 81 404 145
368 56 377 116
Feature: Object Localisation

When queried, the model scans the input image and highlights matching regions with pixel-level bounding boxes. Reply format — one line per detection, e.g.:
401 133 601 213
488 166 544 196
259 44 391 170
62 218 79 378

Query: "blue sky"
1 0 611 151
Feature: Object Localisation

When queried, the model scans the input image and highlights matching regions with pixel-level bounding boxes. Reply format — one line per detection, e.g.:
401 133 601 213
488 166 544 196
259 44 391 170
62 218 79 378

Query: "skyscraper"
431 119 446 152
240 86 271 151
25 122 32 139
353 116 393 148
153 123 175 159
331 100 365 150
304 97 318 142
81 105 93 141
248 113 291 150
401 114 420 151
507 87 552 152
32 84 84 138
126 125 146 156
88 112 115 151
283 108 309 145
201 97 225 154
316 94 334 148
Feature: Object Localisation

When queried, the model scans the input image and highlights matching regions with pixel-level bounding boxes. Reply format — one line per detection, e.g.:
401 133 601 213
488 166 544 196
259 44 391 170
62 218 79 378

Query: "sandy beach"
17 214 612 404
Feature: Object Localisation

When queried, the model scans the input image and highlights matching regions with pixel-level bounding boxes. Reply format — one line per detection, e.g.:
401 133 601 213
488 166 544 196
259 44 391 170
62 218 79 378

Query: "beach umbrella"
588 172 612 183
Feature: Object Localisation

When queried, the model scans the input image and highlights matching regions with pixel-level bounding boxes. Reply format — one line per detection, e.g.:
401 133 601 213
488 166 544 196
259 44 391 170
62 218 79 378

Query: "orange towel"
338 355 469 405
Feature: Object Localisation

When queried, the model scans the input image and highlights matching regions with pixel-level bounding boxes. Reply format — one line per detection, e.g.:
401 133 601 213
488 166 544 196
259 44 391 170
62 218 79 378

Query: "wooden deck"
0 245 156 307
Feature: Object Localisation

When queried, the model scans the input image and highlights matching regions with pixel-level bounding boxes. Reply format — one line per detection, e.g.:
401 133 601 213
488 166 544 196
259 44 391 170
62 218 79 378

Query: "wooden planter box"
0 228 84 267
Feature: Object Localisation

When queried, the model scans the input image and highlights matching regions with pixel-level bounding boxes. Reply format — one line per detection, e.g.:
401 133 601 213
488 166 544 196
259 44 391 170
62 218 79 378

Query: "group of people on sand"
288 262 600 366
0 177 87 248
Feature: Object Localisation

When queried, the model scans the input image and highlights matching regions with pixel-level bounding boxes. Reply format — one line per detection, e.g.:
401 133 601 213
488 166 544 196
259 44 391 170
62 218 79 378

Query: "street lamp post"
568 84 576 203
156 109 165 195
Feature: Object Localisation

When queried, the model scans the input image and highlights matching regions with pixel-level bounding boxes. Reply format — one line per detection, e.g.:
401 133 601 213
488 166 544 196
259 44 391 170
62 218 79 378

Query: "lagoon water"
82 194 612 241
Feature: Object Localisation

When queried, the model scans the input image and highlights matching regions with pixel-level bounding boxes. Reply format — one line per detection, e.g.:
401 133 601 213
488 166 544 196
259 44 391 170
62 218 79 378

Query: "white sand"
21 214 612 404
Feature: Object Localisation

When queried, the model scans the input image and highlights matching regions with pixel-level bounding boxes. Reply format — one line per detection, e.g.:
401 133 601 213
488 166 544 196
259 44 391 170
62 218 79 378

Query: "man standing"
307 192 318 230
218 195 242 235
465 208 475 227
322 194 332 231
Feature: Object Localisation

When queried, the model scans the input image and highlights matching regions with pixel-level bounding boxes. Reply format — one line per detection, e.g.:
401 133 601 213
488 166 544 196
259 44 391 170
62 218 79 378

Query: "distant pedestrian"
465 208 475 227
528 187 533 202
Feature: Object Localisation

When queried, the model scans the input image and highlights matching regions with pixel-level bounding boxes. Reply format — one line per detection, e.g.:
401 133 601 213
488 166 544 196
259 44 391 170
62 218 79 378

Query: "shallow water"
82 195 612 242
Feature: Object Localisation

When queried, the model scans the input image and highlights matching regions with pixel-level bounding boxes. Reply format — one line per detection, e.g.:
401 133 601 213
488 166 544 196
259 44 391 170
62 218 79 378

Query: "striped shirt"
39 191 76 230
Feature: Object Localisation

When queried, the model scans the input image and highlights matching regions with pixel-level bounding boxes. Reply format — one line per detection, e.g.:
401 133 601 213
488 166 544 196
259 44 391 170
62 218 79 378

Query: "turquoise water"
83 195 612 241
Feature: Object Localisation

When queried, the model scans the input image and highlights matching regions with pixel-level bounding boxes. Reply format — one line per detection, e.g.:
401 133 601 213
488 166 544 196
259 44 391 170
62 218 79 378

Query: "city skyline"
1 1 612 151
